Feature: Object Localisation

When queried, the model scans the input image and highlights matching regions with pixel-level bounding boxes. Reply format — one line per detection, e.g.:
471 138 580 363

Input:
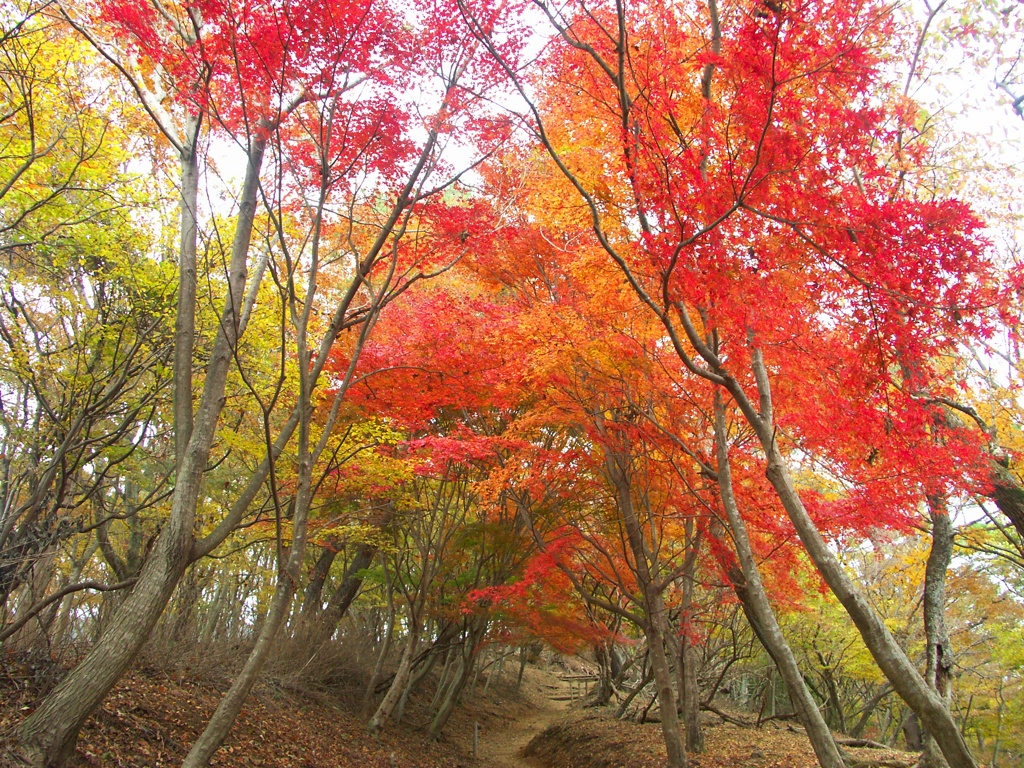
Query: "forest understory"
0 647 923 768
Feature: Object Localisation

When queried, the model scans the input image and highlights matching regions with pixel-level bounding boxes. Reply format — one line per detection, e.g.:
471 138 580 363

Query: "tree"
17 0 513 763
459 1 1014 766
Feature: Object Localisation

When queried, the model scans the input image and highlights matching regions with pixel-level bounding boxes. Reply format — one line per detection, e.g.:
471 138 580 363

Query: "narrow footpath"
473 667 572 768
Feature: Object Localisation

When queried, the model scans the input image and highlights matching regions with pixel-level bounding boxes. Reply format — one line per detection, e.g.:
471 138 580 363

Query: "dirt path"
474 669 571 768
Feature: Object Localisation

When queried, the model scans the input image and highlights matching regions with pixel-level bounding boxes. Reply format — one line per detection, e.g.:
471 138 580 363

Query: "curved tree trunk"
369 625 421 735
19 128 264 768
714 396 846 768
727 351 977 768
988 461 1024 542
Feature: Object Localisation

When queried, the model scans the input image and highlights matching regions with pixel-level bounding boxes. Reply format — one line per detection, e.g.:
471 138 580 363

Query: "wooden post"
473 722 479 759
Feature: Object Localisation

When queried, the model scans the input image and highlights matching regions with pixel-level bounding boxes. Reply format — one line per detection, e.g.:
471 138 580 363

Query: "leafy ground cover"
526 711 919 768
0 651 919 768
0 651 480 768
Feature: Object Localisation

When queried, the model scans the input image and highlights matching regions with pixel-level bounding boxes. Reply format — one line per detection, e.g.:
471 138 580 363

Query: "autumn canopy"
1 0 1022 765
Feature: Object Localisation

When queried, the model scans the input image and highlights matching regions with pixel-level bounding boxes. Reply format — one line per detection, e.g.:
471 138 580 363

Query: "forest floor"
0 649 920 768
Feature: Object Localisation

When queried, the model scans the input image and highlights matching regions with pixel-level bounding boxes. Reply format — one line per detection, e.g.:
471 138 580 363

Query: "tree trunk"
428 653 471 740
729 352 977 768
20 503 199 767
988 460 1024 542
595 643 614 705
19 132 264 768
647 596 687 768
918 500 954 768
394 627 453 723
301 546 338 615
364 591 396 716
368 625 420 735
516 644 528 691
713 396 846 768
303 532 388 651
760 449 972 768
427 620 487 740
850 685 893 738
430 645 457 710
602 437 687 768
197 575 230 646
677 521 704 753
182 563 300 767
183 401 321 766
173 114 200 469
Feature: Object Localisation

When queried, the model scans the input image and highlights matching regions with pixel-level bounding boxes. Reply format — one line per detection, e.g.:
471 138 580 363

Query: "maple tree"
457 136 857 767
455 0 1021 766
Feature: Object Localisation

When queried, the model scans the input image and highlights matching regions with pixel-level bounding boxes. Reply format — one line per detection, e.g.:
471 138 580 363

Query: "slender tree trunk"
850 685 893 738
727 351 977 768
647 596 687 768
602 438 687 768
516 644 528 691
394 628 452 723
616 664 654 719
760 441 972 768
628 532 684 760
197 576 229 646
166 568 203 645
714 396 846 768
919 500 954 768
368 625 420 735
181 562 300 767
427 621 486 739
301 546 338 616
54 541 100 647
174 114 200 469
20 497 199 767
678 520 704 753
300 528 389 654
19 133 264 768
596 643 614 705
430 645 456 710
364 594 396 716
183 401 322 767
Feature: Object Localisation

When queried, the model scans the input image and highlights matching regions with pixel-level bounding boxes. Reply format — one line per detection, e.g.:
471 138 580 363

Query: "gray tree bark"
19 129 265 768
677 520 704 753
918 500 954 768
427 619 487 739
714 394 846 768
713 346 977 768
602 436 687 768
368 625 421 735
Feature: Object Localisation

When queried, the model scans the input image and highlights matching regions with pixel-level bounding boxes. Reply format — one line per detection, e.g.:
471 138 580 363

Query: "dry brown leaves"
1 661 466 768
524 709 920 768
